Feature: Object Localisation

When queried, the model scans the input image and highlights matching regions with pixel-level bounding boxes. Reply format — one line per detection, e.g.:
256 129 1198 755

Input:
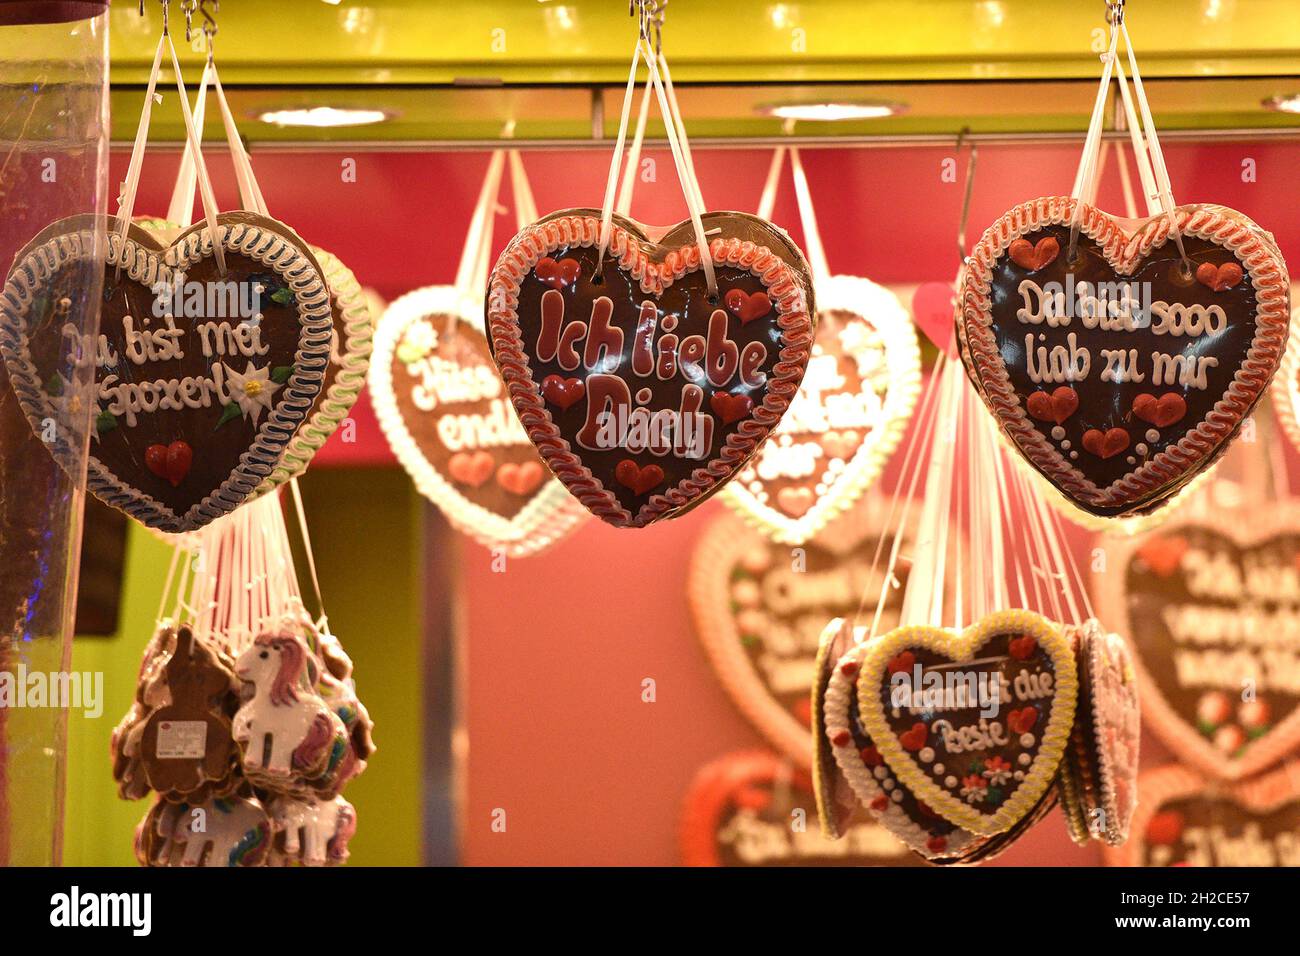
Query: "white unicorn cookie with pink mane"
269 793 357 866
233 630 348 788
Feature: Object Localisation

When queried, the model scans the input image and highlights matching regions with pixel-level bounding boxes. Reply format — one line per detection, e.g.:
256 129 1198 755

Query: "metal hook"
1105 0 1124 27
200 0 219 60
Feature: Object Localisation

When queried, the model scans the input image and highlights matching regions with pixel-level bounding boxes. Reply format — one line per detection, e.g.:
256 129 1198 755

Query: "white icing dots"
1017 753 1031 767
933 762 944 775
881 779 894 791
1060 440 1070 450
918 747 935 763
1070 450 1079 460
1135 443 1148 457
1019 733 1035 749
873 766 888 781
1145 428 1160 443
945 776 957 789
1050 426 1065 440
890 790 904 803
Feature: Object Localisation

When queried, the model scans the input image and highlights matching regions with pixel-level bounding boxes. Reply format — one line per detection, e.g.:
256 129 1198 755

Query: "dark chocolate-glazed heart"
0 213 332 532
1105 763 1300 867
370 286 585 557
486 210 815 528
958 199 1289 517
1096 513 1300 781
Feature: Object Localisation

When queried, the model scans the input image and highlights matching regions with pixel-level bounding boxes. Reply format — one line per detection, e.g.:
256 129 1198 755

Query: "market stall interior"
2 0 1300 867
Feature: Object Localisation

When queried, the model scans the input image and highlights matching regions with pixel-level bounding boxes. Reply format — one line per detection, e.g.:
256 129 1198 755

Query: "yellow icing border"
855 609 1078 837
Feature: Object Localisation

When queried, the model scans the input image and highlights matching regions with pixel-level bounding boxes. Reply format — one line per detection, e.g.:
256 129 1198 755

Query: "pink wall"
110 137 1298 865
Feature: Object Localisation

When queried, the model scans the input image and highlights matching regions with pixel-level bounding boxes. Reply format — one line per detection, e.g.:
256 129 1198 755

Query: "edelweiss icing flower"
982 755 1013 786
961 774 988 804
223 361 283 424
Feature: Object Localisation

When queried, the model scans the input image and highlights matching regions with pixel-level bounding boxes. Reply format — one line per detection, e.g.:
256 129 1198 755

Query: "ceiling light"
1263 94 1300 114
258 107 392 128
758 101 906 122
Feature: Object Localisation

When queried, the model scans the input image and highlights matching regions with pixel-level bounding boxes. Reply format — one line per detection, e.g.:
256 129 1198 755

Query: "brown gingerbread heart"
0 213 333 532
486 209 815 528
958 199 1289 517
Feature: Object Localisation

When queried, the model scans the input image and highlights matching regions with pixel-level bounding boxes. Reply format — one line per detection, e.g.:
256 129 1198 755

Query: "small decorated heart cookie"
370 285 587 557
1057 619 1141 846
0 213 333 532
958 199 1289 517
1095 510 1300 781
1104 762 1300 867
721 276 920 544
856 609 1077 836
821 625 981 861
486 210 815 528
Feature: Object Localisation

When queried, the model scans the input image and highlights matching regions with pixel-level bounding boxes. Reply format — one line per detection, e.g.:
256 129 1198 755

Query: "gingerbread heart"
1057 620 1141 847
1103 763 1300 866
486 209 815 528
688 505 912 766
720 276 920 544
820 628 982 861
958 199 1289 517
369 285 587 558
0 213 333 532
255 246 373 494
1095 511 1300 781
679 749 922 867
855 610 1077 836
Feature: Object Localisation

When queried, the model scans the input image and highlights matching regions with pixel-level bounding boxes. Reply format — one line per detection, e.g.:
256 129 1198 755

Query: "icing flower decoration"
960 774 988 804
1238 699 1271 730
982 755 1013 786
223 362 283 425
396 320 437 366
1196 690 1232 729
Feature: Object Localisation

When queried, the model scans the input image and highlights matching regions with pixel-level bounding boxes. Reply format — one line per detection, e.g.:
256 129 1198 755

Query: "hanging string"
1067 18 1119 264
595 40 644 271
755 145 786 222
615 67 655 217
788 147 831 284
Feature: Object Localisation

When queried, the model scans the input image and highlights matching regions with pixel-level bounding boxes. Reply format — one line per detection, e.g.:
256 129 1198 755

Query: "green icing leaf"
270 365 293 384
44 373 64 397
95 410 117 435
215 402 242 429
270 287 294 306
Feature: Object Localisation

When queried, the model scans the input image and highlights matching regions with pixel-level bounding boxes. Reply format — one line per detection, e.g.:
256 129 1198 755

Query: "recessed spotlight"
1263 94 1300 114
258 107 392 128
758 101 906 122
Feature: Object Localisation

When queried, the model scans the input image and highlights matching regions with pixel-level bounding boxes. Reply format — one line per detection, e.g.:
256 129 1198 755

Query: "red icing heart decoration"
1007 706 1039 734
486 210 815 527
496 461 544 496
614 458 664 496
370 287 587 557
958 198 1290 517
448 450 494 487
1195 261 1243 292
709 391 753 425
776 487 813 517
534 256 581 290
145 441 193 488
898 722 929 752
541 374 585 411
1132 391 1187 428
1081 427 1130 460
1008 236 1060 272
723 288 772 325
1136 535 1188 577
1025 386 1079 425
0 214 334 532
1008 635 1037 660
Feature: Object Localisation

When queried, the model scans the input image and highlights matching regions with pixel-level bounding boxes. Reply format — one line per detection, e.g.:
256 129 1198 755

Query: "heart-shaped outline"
486 211 814 528
368 284 588 558
1095 511 1300 781
855 609 1078 836
1102 762 1300 867
689 504 904 766
720 274 921 545
958 198 1290 517
255 246 374 495
0 213 333 532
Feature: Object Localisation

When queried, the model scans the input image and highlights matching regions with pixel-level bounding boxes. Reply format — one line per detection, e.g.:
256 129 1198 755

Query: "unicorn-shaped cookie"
149 795 271 867
269 794 357 866
233 630 347 785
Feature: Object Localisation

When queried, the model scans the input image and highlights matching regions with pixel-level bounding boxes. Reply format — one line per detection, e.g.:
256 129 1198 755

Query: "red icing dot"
830 730 852 748
860 746 883 767
926 835 948 854
870 794 889 812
